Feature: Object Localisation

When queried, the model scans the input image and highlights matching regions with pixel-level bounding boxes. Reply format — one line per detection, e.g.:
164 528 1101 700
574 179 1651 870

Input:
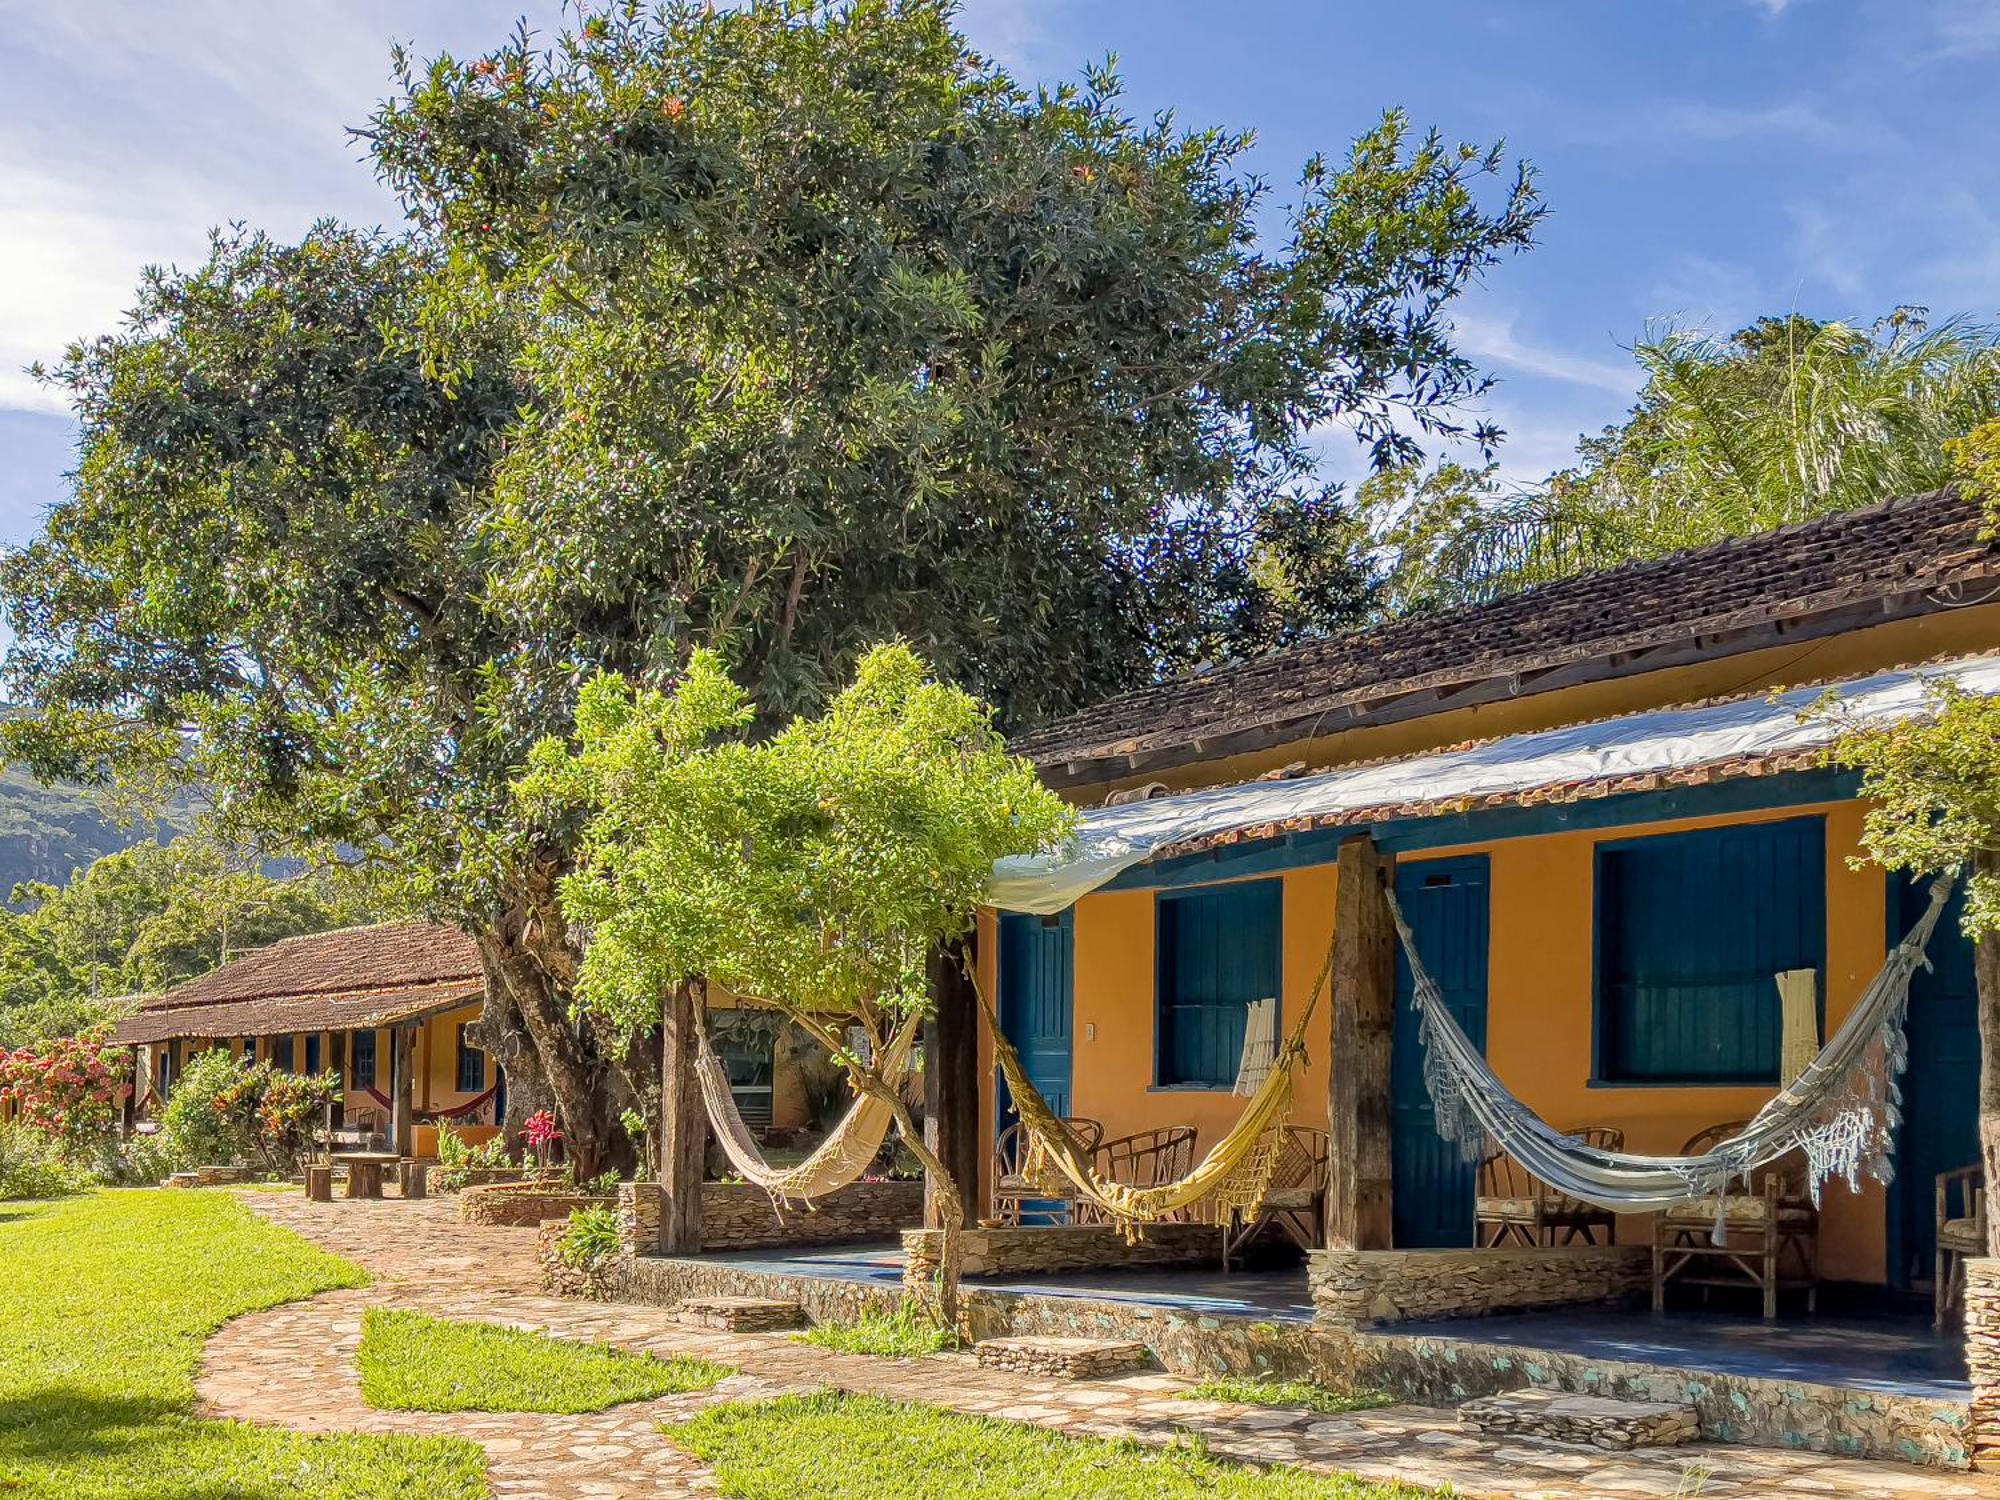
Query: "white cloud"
1928 0 2000 59
1450 309 1637 396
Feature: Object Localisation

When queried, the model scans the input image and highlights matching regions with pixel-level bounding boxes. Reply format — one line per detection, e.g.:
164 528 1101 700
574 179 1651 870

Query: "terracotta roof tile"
1012 489 2000 775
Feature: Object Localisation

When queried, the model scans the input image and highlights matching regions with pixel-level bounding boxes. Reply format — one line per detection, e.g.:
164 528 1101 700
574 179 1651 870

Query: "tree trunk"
924 942 983 1230
883 1086 966 1331
1976 849 2000 1257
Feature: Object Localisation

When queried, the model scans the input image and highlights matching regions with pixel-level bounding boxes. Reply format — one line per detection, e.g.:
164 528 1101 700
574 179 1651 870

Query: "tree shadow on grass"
0 1388 483 1500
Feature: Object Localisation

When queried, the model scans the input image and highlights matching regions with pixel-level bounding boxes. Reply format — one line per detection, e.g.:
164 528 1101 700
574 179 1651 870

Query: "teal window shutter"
1595 816 1825 1084
1156 879 1283 1087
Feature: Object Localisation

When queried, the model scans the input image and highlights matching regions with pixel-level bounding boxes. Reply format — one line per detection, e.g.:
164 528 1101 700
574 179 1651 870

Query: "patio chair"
1076 1125 1199 1226
1221 1125 1329 1269
991 1117 1103 1225
1651 1121 1819 1320
1936 1164 1986 1327
1474 1127 1625 1248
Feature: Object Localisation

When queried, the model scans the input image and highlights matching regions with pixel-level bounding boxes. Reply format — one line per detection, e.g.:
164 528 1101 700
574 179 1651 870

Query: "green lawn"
359 1308 729 1413
0 1190 487 1499
671 1392 1429 1500
795 1302 961 1357
1184 1375 1392 1416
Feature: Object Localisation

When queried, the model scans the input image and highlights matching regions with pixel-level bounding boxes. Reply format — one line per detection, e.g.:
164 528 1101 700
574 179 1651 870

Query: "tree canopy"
1370 311 2000 611
0 0 1540 1169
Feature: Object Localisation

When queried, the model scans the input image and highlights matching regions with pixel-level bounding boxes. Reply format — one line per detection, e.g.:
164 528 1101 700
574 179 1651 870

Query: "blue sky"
3 0 1997 544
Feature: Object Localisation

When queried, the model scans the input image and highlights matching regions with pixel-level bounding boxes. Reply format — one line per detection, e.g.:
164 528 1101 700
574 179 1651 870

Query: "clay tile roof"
111 920 483 1045
1012 489 2000 781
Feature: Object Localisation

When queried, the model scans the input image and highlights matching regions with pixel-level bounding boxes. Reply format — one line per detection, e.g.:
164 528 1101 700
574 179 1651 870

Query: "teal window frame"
351 1029 377 1089
1153 878 1283 1090
455 1023 485 1092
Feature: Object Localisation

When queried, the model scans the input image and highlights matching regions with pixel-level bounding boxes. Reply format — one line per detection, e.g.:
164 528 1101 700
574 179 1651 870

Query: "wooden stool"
305 1164 333 1202
399 1160 429 1200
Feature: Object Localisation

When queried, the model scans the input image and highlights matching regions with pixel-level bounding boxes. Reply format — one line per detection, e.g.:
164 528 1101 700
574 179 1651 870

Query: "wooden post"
1977 849 2000 1258
925 940 982 1228
123 1045 142 1137
1326 834 1396 1251
660 980 706 1254
392 1025 415 1158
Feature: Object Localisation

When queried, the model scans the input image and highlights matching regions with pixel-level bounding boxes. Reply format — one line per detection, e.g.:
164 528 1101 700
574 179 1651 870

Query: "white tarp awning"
989 653 2000 915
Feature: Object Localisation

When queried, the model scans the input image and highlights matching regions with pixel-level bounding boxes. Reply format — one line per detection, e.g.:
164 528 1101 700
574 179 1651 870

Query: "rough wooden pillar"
330 1031 347 1128
660 980 706 1254
391 1024 415 1158
1977 849 2000 1259
1326 834 1396 1251
123 1045 142 1136
925 940 982 1228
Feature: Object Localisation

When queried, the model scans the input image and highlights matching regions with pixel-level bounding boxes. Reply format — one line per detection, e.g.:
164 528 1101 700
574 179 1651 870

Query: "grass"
794 1302 961 1357
0 1188 486 1499
1184 1375 1392 1416
670 1391 1428 1499
358 1308 729 1414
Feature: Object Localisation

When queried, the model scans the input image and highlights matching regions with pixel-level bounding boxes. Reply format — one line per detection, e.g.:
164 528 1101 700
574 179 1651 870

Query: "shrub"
89 1131 191 1187
435 1121 512 1191
796 1301 960 1357
0 1120 93 1200
157 1048 258 1166
556 1204 622 1269
0 1027 130 1157
251 1068 342 1170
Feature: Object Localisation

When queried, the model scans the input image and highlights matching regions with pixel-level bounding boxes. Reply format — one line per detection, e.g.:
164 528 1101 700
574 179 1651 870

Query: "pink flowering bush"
0 1027 130 1159
524 1108 561 1166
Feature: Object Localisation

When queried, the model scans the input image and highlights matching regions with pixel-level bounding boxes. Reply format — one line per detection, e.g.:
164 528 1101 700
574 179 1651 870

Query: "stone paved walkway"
201 1191 2000 1500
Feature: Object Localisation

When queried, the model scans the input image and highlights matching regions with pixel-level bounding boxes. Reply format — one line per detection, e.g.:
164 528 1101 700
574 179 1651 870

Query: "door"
997 910 1076 1222
1392 855 1491 1249
1889 876 1980 1290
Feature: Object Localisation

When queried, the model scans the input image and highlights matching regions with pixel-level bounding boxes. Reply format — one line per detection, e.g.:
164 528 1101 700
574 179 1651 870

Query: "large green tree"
1372 310 2000 610
2 1 1539 1173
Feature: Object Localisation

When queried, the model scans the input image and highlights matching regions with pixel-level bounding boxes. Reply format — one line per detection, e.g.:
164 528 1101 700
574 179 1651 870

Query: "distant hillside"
0 765 176 902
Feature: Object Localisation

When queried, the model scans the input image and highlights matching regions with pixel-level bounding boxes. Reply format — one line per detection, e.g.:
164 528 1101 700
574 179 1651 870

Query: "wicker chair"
1221 1125 1330 1269
1474 1127 1625 1248
991 1117 1102 1225
1936 1164 1986 1327
1075 1126 1198 1226
1651 1121 1819 1320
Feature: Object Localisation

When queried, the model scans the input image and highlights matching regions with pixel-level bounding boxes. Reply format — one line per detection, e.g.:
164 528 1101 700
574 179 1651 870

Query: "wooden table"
333 1151 400 1200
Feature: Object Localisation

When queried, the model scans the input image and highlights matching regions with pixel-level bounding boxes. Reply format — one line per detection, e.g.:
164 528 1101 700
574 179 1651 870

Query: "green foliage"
0 830 395 1048
1373 311 2000 608
157 1048 258 1167
1829 681 2000 939
1951 417 2000 522
527 643 1071 1035
556 1204 624 1269
0 1120 93 1201
796 1301 962 1357
1183 1375 1391 1416
0 1190 485 1495
357 1307 726 1414
670 1390 1424 1498
433 1119 512 1192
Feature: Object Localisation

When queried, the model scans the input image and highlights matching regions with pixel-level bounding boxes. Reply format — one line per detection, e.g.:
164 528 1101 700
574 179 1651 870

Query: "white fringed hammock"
1387 869 1959 1215
692 1007 923 1207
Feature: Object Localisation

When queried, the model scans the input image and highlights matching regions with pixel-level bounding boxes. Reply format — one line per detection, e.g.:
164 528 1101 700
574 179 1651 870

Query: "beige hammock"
694 1007 923 1207
974 921 1337 1237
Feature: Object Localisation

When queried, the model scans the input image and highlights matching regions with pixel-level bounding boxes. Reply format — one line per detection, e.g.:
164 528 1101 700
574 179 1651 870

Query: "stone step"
1458 1389 1700 1450
974 1336 1148 1380
672 1296 807 1332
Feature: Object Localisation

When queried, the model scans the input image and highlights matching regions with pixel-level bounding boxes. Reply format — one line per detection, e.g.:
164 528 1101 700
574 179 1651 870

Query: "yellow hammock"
972 919 1338 1236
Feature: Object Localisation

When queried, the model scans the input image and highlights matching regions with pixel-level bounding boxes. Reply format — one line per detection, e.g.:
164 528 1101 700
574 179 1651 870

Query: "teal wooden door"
1888 877 1980 1290
1392 856 1491 1249
998 911 1075 1221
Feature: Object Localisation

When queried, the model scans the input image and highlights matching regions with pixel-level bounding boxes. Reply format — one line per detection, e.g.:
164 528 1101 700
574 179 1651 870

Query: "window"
269 1034 295 1072
455 1023 485 1092
303 1034 321 1074
1155 879 1282 1088
351 1029 377 1089
241 1036 255 1063
1595 816 1825 1085
157 1047 175 1098
714 1030 776 1130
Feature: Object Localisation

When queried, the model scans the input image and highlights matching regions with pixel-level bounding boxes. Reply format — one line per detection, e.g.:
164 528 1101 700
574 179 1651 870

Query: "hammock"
976 923 1339 1236
694 1007 923 1207
1388 870 1957 1216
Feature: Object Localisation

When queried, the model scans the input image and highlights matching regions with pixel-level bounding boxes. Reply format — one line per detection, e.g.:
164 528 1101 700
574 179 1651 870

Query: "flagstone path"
201 1191 2000 1500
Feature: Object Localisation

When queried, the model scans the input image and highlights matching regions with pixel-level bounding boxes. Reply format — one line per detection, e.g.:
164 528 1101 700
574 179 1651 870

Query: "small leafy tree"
0 1026 130 1158
521 642 1072 1322
1832 682 2000 1244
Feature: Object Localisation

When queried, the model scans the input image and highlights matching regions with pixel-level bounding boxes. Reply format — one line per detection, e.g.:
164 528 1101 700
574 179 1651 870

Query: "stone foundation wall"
902 1223 1217 1286
615 1179 923 1253
535 1220 621 1300
1966 1258 2000 1470
460 1182 614 1228
1310 1244 1648 1326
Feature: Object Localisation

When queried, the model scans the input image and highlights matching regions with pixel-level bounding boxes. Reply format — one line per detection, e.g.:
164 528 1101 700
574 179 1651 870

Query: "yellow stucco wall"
1034 799 1897 1282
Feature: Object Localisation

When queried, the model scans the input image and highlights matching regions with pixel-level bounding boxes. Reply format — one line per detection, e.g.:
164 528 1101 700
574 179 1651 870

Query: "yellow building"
115 920 503 1158
978 490 2000 1299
